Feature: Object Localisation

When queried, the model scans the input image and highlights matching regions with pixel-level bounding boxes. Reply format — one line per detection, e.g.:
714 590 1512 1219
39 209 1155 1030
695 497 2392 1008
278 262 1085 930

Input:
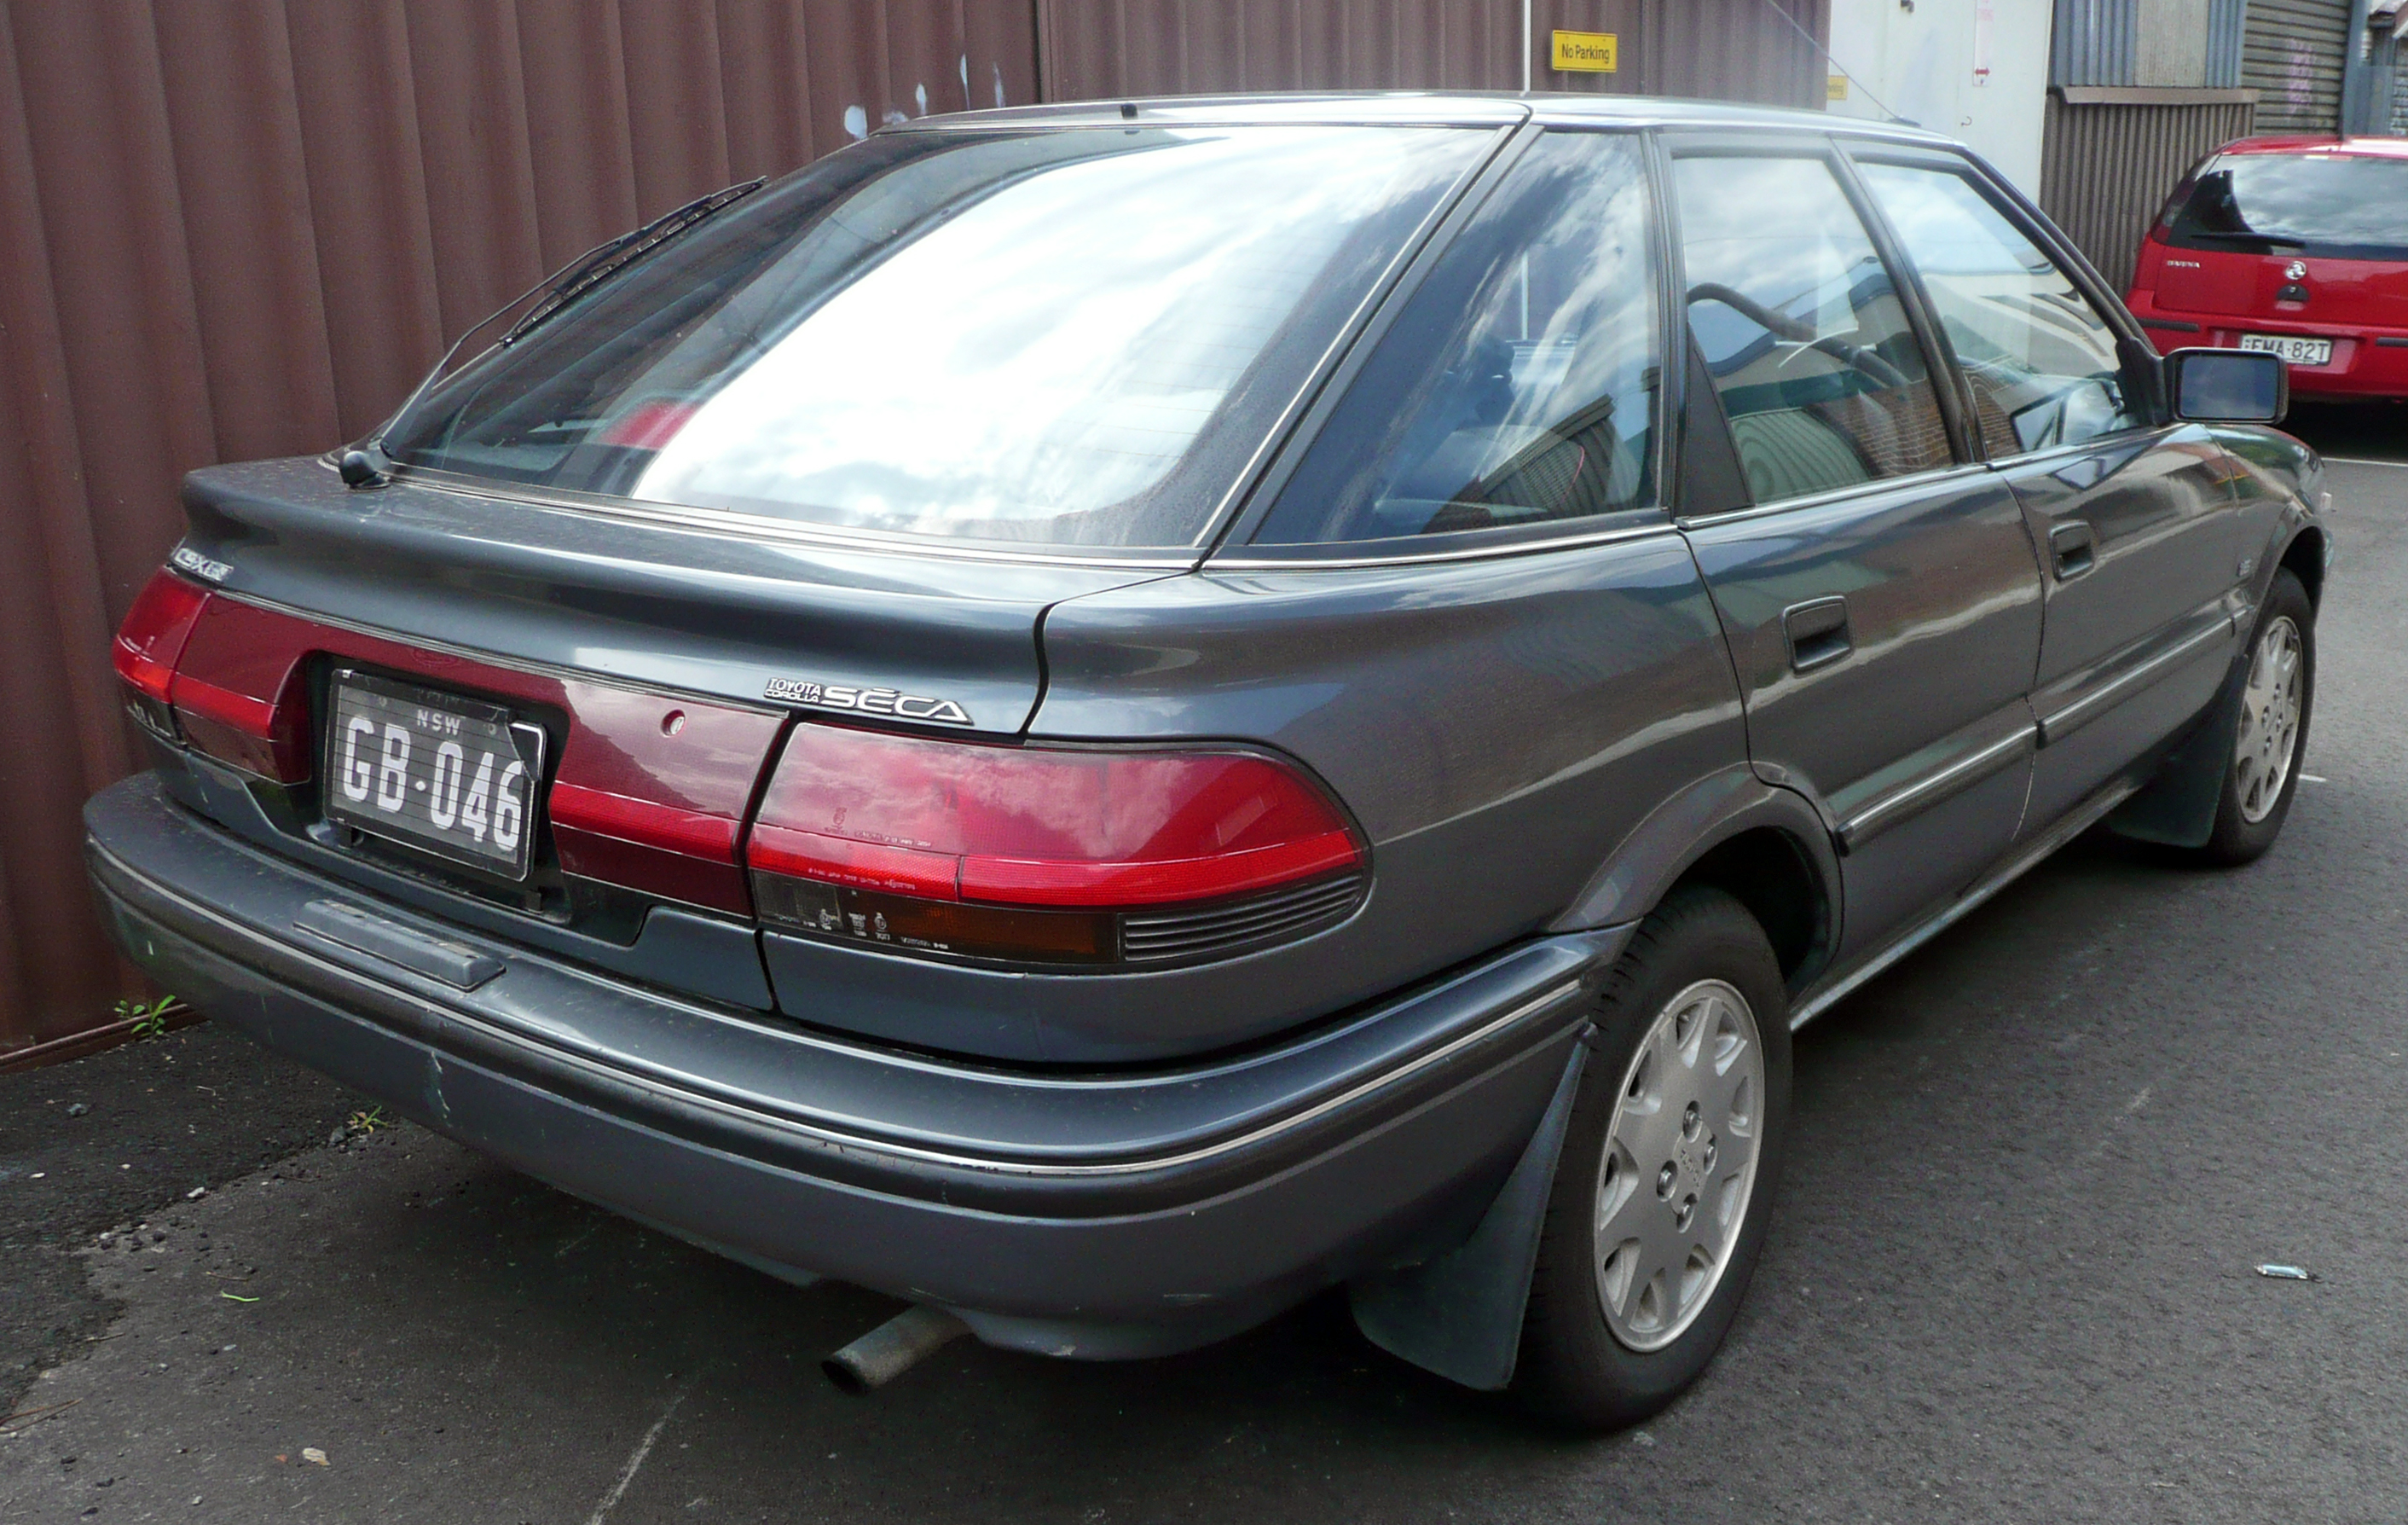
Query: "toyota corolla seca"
86 94 2329 1429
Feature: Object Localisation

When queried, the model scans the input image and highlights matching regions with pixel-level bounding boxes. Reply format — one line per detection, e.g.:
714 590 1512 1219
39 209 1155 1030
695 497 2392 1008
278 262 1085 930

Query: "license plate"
2237 333 2332 367
323 670 546 879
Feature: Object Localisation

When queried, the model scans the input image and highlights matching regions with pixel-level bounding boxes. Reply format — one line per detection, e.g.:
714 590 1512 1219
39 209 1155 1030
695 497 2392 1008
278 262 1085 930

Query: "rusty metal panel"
0 0 1039 1057
2040 91 2257 293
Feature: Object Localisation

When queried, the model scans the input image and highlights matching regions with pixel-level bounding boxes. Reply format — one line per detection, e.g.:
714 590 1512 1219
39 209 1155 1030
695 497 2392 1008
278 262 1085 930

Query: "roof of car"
897 90 1962 150
2216 134 2408 159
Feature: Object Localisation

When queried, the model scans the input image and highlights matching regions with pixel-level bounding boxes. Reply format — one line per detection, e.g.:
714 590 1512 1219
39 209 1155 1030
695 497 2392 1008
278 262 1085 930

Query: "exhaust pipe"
822 1305 970 1395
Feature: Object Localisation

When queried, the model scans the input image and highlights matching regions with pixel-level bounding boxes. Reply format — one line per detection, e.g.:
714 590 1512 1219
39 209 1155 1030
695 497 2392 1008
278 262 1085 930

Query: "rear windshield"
380 125 1491 550
2166 154 2408 260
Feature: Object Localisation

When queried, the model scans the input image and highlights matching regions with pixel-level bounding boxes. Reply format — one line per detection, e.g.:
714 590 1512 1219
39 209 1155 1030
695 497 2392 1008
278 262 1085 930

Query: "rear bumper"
2132 303 2408 399
85 774 1612 1357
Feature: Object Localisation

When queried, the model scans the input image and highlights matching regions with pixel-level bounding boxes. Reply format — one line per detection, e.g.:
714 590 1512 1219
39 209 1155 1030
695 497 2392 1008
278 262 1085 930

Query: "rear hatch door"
165 458 1172 1006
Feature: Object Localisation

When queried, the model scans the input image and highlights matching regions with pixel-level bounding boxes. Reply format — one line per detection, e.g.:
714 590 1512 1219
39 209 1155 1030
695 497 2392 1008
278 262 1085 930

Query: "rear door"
1665 135 2044 962
1850 148 2244 835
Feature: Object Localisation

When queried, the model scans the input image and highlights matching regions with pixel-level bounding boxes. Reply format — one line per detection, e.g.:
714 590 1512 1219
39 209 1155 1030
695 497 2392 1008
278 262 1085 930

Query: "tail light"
170 669 310 783
548 782 751 916
113 565 308 782
166 600 311 785
112 571 210 734
747 725 1364 965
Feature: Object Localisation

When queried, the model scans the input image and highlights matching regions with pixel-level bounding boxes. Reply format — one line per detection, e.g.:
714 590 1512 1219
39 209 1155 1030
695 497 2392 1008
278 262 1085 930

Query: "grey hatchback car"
87 93 2327 1429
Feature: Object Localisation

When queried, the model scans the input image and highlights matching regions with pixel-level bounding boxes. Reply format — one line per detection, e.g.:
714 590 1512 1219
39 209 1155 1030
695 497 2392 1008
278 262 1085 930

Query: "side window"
1857 162 2145 456
1672 154 1955 507
1253 131 1661 546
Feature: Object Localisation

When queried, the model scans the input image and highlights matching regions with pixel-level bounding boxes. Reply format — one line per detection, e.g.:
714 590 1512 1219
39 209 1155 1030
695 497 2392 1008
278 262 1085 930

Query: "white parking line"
587 1383 689 1525
2324 456 2408 469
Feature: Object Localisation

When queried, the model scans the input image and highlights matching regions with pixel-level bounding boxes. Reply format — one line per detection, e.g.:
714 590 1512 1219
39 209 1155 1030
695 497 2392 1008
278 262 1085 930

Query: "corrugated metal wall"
0 0 1829 1060
1036 0 1830 107
2053 0 2139 87
2040 90 2258 293
0 0 1039 1063
2243 0 2350 132
2207 0 2248 87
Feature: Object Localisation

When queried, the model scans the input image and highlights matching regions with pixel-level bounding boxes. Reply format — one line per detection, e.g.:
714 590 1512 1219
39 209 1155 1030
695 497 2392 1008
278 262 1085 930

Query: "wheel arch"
1551 765 1839 991
2278 523 2327 610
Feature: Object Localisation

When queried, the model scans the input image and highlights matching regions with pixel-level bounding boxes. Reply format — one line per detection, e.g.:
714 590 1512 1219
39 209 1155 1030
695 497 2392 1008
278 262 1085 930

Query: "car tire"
1514 885 1791 1433
2190 568 2315 867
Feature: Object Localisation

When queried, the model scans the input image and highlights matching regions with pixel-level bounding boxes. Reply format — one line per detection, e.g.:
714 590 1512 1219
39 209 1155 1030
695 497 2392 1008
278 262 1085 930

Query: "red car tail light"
162 599 311 785
747 725 1364 965
548 782 753 916
112 571 210 729
169 668 310 784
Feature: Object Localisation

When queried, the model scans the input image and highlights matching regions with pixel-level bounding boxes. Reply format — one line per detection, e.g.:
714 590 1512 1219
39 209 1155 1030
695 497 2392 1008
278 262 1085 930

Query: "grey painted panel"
179 457 1156 735
2002 424 2249 830
1682 470 2045 960
1014 532 1746 1054
87 786 1589 1341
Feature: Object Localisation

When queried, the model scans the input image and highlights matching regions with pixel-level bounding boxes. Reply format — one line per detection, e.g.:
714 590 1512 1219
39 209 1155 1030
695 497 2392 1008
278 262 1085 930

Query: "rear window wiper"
501 177 768 346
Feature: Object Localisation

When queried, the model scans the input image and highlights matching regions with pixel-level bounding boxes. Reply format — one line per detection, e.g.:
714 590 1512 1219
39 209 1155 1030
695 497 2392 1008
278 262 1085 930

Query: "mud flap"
2107 625 2248 849
1348 1041 1589 1391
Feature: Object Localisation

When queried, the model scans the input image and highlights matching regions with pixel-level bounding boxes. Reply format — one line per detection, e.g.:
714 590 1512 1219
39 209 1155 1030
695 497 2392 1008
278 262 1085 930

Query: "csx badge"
764 676 973 727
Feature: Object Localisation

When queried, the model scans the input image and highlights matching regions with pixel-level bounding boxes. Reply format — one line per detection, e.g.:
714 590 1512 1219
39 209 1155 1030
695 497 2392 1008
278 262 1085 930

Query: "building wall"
2040 89 2257 291
1826 0 2056 194
0 0 1039 1064
2138 0 2214 84
0 0 1832 1060
1037 0 1829 106
2243 0 2352 131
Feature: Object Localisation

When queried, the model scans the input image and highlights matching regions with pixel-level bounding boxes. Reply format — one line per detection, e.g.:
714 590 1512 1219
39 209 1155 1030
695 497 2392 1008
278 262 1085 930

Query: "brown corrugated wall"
0 0 1041 1062
1 0 1825 1060
1036 0 1828 107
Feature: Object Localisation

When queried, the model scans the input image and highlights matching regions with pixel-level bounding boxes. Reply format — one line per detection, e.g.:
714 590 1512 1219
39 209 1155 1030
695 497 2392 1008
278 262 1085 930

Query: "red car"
2128 135 2408 399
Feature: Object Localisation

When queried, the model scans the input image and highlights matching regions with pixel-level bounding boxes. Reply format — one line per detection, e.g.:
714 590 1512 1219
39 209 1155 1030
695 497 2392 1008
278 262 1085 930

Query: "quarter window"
1858 162 2144 456
1673 154 1954 507
1253 130 1662 546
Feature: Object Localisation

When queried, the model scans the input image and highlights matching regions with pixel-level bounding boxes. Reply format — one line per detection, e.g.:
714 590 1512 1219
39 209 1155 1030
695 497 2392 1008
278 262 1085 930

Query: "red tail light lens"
112 571 210 722
161 598 311 785
548 782 752 916
747 725 1363 965
169 669 310 783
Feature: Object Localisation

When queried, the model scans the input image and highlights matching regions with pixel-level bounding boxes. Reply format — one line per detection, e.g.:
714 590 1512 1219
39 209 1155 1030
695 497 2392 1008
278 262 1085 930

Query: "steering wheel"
1768 333 1912 391
1690 283 1911 391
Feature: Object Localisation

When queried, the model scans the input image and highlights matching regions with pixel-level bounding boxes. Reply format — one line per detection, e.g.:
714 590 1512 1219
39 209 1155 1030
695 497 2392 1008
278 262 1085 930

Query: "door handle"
1782 596 1851 673
2050 521 2098 581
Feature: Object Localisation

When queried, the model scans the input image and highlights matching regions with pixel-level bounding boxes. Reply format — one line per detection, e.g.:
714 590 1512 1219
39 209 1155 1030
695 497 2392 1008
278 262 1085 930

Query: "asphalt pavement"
3 409 2405 1523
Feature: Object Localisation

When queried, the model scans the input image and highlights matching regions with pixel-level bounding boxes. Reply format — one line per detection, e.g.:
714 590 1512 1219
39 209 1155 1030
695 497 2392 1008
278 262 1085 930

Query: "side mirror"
2167 347 2289 425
